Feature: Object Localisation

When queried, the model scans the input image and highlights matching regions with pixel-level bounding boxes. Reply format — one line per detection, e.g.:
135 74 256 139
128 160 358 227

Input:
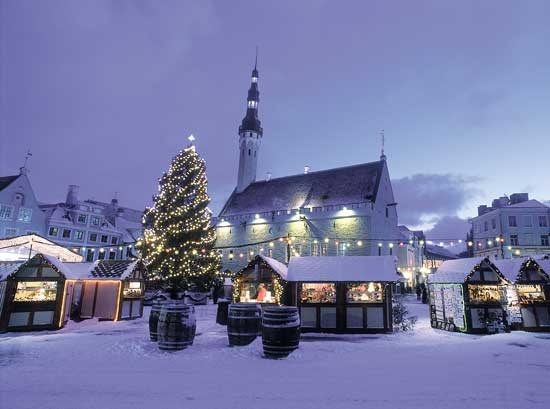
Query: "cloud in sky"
393 173 480 238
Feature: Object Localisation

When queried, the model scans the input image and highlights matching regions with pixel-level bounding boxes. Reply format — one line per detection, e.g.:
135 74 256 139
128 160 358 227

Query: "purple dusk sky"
1 1 549 238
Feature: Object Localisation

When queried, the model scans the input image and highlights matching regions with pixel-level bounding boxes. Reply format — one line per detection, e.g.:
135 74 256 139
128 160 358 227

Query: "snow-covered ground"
1 297 549 409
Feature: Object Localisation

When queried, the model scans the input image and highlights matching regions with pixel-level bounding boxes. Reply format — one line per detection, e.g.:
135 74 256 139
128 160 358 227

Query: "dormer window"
252 76 258 83
247 100 258 109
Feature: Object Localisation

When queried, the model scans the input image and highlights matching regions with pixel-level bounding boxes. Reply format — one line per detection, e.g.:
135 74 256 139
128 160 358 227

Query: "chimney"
477 205 488 216
66 185 79 206
510 193 529 205
266 172 272 182
304 165 310 174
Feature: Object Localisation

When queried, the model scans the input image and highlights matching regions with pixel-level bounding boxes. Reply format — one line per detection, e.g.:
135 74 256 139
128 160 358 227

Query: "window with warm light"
468 285 504 304
123 281 143 298
517 284 546 303
300 283 336 303
346 283 384 303
14 281 58 302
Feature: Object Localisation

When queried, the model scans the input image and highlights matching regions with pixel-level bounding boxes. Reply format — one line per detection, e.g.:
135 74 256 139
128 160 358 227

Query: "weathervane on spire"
20 149 32 175
380 130 386 161
255 45 258 69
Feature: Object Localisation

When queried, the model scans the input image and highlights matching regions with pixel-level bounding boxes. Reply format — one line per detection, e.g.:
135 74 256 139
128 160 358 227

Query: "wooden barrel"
216 299 230 325
148 300 167 341
262 306 300 359
157 303 196 351
227 303 262 346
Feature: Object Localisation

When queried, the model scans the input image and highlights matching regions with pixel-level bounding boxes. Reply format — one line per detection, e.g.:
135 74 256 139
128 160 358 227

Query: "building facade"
0 168 47 238
215 62 403 272
470 193 550 259
0 169 143 261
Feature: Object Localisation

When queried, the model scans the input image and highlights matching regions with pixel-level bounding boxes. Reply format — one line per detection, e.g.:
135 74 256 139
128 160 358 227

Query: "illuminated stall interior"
0 253 146 332
0 254 73 332
286 256 397 334
495 258 550 331
428 257 512 334
232 255 288 304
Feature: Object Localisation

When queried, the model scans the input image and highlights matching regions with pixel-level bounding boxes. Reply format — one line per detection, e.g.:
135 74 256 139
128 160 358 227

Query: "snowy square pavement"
1 298 549 409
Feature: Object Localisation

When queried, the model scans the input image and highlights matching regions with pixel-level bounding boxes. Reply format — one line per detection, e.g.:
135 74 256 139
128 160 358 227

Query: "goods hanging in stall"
428 257 512 334
285 256 398 334
232 255 288 305
494 258 550 331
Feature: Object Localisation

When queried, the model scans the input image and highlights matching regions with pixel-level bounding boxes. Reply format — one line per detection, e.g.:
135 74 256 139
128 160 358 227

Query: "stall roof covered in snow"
428 257 487 284
259 255 288 279
286 256 397 282
64 260 140 280
0 261 23 280
493 259 527 282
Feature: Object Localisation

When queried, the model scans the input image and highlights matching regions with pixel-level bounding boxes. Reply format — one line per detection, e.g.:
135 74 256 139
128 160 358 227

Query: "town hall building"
215 61 407 273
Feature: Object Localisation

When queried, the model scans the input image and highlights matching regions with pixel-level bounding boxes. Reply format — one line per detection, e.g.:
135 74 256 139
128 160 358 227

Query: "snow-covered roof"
63 262 96 279
286 256 398 282
493 259 526 282
259 255 288 279
0 234 83 262
0 261 23 280
428 257 486 284
4 253 142 281
41 254 75 277
508 199 549 208
219 161 384 216
538 259 550 275
63 260 139 280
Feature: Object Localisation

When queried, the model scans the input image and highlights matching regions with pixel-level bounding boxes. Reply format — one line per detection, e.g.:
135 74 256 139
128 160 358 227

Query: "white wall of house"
471 200 550 259
0 172 46 238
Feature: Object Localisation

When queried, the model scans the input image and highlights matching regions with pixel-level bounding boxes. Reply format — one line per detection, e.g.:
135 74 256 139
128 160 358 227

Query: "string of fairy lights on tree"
139 137 221 291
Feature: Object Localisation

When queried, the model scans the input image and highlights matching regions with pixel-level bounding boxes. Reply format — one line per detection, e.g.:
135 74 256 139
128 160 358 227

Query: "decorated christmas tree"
140 137 221 295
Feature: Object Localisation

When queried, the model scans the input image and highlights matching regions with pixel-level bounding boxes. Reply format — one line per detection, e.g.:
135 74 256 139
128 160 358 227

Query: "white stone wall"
472 205 550 258
217 161 403 272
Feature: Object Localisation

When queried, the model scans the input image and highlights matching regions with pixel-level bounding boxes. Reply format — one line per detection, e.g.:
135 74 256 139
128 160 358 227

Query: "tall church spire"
380 129 386 161
239 50 262 137
236 51 263 193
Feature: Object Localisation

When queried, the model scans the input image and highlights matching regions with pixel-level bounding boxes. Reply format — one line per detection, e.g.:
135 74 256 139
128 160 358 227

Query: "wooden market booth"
494 258 550 331
232 255 288 305
0 253 146 332
0 254 74 332
66 259 146 321
428 257 512 334
286 256 397 334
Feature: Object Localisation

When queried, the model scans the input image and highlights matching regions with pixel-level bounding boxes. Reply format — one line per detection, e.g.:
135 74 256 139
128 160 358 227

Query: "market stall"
495 258 550 331
428 257 512 334
232 255 288 305
67 259 146 321
0 254 146 332
285 256 397 334
0 254 73 332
